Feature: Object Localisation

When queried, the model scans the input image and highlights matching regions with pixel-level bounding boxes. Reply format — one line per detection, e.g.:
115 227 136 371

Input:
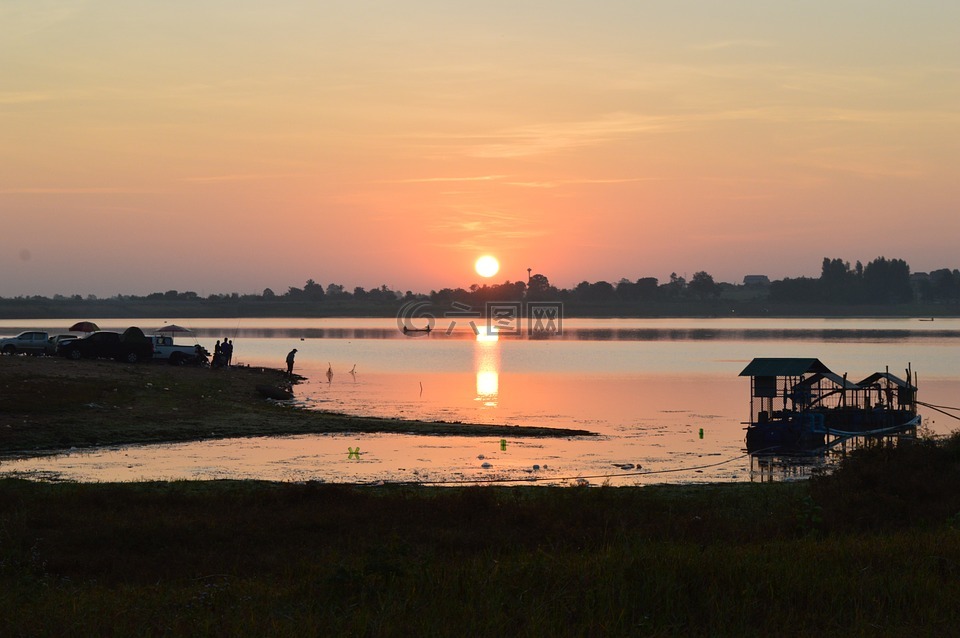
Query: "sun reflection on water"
474 333 500 407
6 318 960 485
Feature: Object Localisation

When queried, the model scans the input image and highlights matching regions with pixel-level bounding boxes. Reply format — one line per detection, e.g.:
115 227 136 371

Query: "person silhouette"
286 348 297 374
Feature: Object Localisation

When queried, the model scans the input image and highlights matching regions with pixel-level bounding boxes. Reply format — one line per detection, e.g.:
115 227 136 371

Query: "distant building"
742 275 770 287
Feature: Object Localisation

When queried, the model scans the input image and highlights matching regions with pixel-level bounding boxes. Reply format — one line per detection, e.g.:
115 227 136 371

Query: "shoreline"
0 356 595 459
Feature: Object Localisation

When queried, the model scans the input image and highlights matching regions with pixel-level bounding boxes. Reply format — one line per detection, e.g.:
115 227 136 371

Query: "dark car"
58 328 154 363
46 334 79 355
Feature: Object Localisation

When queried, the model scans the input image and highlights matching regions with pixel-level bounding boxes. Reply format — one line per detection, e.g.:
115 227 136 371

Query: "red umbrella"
69 321 100 332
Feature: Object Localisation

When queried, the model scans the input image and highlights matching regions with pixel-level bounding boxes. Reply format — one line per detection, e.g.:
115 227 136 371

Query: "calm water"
3 317 959 485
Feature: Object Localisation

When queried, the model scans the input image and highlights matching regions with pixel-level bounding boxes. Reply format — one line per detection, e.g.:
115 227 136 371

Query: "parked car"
148 335 209 365
46 334 79 355
58 328 155 363
0 331 50 355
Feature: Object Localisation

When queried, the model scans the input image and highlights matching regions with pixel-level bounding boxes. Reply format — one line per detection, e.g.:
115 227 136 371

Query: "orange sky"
2 2 959 297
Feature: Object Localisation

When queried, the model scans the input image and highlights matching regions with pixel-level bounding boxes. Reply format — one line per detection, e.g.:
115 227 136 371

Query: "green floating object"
500 439 507 451
699 428 704 439
348 446 360 460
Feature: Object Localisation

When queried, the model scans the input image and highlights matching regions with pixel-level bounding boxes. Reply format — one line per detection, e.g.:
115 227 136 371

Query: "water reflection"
6 319 960 485
4 317 960 343
474 333 500 407
5 317 960 486
207 326 960 342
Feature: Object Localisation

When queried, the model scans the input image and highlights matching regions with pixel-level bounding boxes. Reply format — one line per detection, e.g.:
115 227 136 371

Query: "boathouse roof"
795 371 860 390
739 358 832 377
857 371 914 389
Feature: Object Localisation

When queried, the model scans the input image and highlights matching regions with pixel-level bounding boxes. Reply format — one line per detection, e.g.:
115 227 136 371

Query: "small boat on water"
740 358 919 454
402 325 432 334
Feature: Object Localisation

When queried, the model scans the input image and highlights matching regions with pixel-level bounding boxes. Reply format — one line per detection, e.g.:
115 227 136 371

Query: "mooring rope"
918 401 960 421
918 400 960 412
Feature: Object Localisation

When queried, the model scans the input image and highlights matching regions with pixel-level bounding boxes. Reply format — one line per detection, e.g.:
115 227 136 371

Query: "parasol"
156 324 193 334
69 321 100 332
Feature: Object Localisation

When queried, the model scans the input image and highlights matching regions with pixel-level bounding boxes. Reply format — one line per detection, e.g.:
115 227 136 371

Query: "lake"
2 317 959 485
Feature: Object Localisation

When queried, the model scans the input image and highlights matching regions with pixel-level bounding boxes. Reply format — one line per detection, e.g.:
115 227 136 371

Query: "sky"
2 1 959 298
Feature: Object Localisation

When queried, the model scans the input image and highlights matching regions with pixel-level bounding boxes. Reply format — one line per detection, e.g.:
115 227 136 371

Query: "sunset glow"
2 2 959 297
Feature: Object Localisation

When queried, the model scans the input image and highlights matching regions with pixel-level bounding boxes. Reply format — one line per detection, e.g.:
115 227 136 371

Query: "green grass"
4 355 959 636
3 450 960 637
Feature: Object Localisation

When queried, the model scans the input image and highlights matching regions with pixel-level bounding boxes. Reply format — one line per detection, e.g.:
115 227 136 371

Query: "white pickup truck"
148 335 209 365
0 331 50 355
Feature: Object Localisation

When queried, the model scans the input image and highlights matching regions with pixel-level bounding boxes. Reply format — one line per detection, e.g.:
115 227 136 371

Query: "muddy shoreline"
0 356 594 458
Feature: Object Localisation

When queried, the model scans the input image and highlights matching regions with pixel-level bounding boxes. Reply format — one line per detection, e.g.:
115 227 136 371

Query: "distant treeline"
4 257 960 319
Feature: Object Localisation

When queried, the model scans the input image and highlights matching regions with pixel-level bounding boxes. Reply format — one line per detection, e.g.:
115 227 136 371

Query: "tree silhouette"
863 257 911 303
304 279 325 301
661 273 686 298
688 271 717 299
820 257 857 302
525 273 556 300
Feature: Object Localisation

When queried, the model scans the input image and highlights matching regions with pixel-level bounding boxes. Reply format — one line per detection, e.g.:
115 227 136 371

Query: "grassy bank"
3 355 959 635
2 469 960 636
0 357 592 456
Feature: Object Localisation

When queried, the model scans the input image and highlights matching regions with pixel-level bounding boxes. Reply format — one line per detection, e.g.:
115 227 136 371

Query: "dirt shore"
0 356 594 456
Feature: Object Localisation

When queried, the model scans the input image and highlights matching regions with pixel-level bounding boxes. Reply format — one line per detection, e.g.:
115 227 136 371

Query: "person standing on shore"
286 348 297 374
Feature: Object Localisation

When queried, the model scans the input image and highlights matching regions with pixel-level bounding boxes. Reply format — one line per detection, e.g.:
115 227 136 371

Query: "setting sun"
474 255 500 278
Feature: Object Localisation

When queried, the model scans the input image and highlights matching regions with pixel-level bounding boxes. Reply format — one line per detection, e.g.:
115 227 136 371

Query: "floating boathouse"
740 357 920 454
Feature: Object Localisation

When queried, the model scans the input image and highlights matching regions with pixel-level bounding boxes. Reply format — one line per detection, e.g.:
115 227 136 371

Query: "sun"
475 255 500 278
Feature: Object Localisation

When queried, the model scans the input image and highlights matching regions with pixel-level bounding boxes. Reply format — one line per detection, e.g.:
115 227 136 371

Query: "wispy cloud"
692 40 775 51
0 3 84 40
384 174 657 189
455 106 882 160
460 103 960 161
180 173 306 183
0 91 54 105
788 146 925 180
462 113 675 159
0 186 147 195
384 175 507 184
506 177 661 189
427 208 546 249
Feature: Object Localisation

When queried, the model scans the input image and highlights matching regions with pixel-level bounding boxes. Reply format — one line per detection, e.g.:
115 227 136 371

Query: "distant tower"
527 268 532 283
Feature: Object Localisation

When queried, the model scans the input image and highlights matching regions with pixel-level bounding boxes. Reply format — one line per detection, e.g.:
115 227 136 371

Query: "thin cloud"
1 3 83 40
692 40 775 51
464 113 675 159
180 173 306 183
788 146 924 180
385 175 508 184
0 91 54 105
506 177 662 189
0 186 147 194
427 208 547 245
